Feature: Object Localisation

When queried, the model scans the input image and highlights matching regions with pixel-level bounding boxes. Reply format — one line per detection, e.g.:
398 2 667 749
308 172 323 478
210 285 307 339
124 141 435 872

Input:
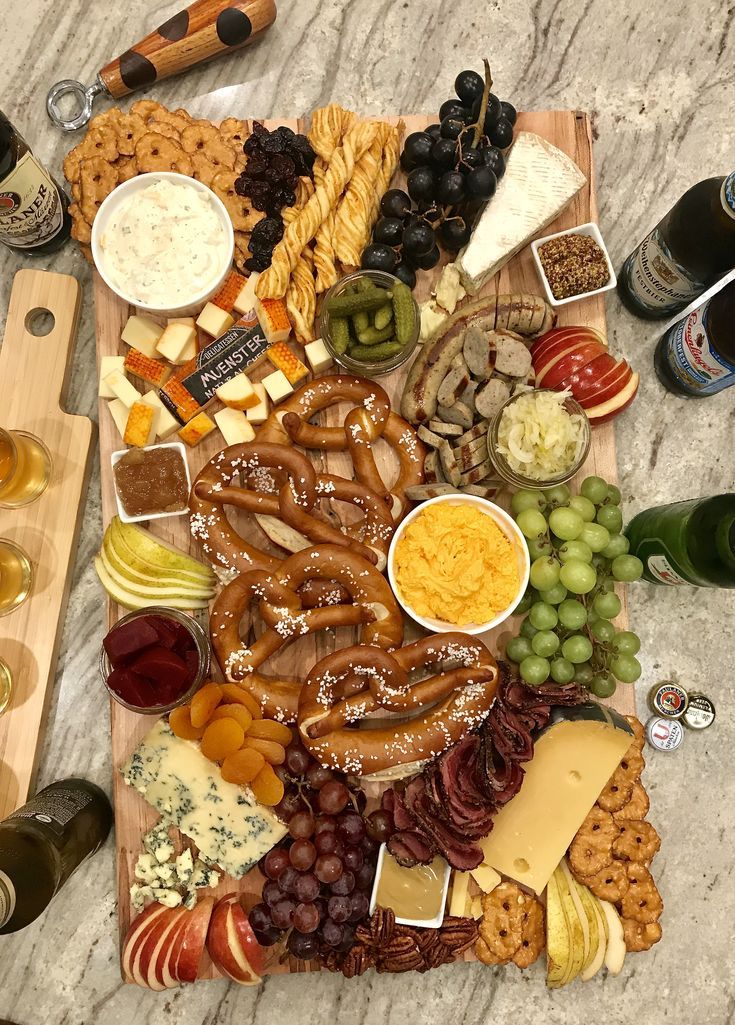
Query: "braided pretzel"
257 376 425 522
298 632 499 777
210 544 404 721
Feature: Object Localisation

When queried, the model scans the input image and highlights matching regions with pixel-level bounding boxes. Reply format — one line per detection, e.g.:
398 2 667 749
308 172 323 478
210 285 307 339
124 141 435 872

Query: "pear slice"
545 872 571 988
94 556 211 611
559 860 591 970
599 900 626 976
110 517 215 585
553 864 586 986
98 546 215 601
580 891 607 982
103 533 212 592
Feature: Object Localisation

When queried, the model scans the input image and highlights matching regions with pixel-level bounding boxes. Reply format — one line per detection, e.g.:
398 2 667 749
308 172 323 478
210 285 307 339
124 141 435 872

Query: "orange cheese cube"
123 348 171 388
123 401 155 448
255 297 291 344
266 342 309 385
211 270 247 312
178 411 217 447
215 373 259 410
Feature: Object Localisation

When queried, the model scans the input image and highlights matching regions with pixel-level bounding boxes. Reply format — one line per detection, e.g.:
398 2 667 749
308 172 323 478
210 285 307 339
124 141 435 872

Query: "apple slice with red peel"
159 910 192 989
558 360 631 406
535 341 608 388
121 903 170 983
207 894 265 985
144 908 189 991
584 374 639 424
557 353 620 398
128 905 184 989
574 365 632 410
174 896 215 984
533 337 605 379
531 326 606 363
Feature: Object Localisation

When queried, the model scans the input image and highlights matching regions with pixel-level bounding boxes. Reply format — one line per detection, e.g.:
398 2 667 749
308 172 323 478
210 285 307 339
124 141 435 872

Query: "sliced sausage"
436 360 470 408
459 458 495 486
439 440 462 486
463 324 497 380
428 419 463 437
475 378 511 420
455 434 489 471
460 378 478 414
437 401 473 429
493 330 533 378
455 419 490 447
417 425 444 449
462 482 500 499
406 483 464 501
423 450 445 484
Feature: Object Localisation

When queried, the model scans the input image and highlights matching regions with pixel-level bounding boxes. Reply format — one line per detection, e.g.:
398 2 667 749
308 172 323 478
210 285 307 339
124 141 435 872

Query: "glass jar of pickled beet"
99 607 210 714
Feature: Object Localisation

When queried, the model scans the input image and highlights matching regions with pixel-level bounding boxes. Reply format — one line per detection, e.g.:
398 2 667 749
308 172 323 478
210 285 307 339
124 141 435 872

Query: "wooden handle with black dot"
98 0 277 98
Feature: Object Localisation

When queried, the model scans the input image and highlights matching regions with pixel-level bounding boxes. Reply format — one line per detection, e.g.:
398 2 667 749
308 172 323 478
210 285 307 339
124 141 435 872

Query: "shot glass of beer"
0 657 11 715
0 539 33 616
0 428 52 508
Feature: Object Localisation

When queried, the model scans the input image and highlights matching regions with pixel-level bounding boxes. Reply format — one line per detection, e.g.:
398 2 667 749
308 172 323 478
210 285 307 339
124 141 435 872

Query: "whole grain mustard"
394 503 520 626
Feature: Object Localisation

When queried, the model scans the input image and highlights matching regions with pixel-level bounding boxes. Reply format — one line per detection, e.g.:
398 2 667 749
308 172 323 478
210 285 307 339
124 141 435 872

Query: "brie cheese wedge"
457 131 587 294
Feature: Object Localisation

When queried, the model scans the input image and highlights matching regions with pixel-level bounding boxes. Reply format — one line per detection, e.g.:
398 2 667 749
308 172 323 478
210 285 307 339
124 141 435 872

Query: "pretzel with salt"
210 544 404 721
298 633 499 777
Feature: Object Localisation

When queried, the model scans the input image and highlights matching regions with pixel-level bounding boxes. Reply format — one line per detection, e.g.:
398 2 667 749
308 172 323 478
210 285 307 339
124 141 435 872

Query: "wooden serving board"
0 269 95 819
94 111 634 977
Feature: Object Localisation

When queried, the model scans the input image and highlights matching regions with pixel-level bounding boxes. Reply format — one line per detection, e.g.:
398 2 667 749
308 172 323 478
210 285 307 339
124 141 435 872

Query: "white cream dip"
100 178 229 307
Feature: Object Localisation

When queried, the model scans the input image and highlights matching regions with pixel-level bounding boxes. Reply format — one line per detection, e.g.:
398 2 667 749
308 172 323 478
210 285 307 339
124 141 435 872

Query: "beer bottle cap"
648 682 688 719
682 693 716 731
645 715 684 753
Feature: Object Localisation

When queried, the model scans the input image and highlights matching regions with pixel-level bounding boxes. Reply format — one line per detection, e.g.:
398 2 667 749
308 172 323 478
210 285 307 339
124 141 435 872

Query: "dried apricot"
221 747 266 785
220 684 262 718
210 704 253 732
169 704 205 740
246 719 293 746
244 737 286 765
201 718 245 761
251 762 285 806
190 681 223 727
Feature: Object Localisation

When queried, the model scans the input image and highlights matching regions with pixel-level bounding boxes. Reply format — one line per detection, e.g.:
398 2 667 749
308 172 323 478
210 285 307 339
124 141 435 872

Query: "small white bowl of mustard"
531 222 616 307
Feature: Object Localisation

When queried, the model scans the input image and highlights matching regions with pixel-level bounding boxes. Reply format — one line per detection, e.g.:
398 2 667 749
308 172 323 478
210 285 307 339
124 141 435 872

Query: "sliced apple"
94 555 212 610
584 374 640 425
546 872 571 988
207 894 265 985
143 908 189 991
599 900 626 975
531 326 606 364
160 912 192 988
174 896 215 983
121 904 170 983
580 891 608 982
535 341 608 388
571 364 632 409
112 517 215 584
553 865 586 986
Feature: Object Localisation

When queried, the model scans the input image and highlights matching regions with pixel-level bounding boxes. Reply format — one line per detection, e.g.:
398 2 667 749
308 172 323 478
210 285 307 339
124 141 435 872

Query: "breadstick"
283 178 316 343
256 119 380 300
309 105 355 293
372 120 404 222
333 123 389 270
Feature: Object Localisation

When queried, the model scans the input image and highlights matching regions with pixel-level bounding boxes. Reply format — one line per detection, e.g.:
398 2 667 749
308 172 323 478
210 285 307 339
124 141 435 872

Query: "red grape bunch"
361 60 517 287
249 743 392 961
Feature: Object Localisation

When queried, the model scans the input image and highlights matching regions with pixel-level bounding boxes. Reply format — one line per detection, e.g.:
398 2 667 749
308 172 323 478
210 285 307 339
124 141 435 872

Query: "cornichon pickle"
356 324 395 345
330 316 350 355
325 287 392 317
348 341 405 361
373 304 394 330
391 281 417 345
353 310 370 334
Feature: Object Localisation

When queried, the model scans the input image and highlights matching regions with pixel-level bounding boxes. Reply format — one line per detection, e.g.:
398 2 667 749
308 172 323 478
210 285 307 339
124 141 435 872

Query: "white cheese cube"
196 302 234 338
262 369 293 404
233 272 259 315
107 398 129 440
105 369 142 408
121 315 163 358
469 863 501 894
304 338 333 375
98 356 125 398
156 323 197 364
140 390 180 440
215 372 258 410
167 316 196 329
449 871 470 917
214 407 256 446
245 383 269 425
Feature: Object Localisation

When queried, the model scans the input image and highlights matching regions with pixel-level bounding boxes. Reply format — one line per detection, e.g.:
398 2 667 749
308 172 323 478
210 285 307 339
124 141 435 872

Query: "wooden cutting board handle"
98 0 277 99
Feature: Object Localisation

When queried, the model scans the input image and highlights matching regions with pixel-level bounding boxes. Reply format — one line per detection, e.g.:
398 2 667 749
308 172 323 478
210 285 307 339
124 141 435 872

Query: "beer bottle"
653 278 735 396
617 171 735 319
0 111 71 255
625 494 735 587
0 778 112 934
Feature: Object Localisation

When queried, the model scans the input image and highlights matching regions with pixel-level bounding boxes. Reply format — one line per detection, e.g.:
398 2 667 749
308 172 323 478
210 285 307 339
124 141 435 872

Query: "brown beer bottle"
0 778 112 934
0 110 71 254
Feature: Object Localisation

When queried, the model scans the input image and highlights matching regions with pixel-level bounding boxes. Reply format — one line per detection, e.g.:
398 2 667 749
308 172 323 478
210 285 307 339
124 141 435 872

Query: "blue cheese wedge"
457 131 587 294
123 719 287 878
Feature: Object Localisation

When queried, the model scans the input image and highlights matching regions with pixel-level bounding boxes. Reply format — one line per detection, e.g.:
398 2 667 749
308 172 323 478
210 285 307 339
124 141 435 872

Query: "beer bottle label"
645 553 690 585
0 868 16 928
722 171 735 220
8 784 94 839
622 225 708 315
0 152 63 249
658 300 735 395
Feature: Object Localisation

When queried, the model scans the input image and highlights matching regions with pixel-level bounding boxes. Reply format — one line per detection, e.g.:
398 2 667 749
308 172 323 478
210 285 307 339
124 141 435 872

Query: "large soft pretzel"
256 375 425 523
210 544 404 721
298 633 499 777
190 442 391 575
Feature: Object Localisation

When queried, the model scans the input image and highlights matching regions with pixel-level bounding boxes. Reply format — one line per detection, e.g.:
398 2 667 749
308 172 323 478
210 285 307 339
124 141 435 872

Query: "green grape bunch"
507 476 643 697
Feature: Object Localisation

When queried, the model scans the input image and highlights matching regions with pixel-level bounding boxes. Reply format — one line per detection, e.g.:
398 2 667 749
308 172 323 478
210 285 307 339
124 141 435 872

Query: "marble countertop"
1 1 734 1022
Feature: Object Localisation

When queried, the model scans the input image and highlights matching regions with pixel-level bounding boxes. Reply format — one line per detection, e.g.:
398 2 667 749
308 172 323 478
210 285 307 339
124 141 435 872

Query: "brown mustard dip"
114 447 189 518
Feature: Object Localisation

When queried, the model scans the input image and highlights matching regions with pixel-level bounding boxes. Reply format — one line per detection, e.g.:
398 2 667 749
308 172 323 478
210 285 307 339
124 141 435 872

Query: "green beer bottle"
625 494 735 587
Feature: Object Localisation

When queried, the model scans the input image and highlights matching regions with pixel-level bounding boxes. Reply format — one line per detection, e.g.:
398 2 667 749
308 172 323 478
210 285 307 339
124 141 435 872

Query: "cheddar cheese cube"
123 348 171 388
178 411 216 447
215 373 259 411
156 323 197 364
98 356 125 398
304 338 334 376
124 401 155 448
262 369 293 405
266 342 308 385
214 407 256 446
141 390 180 440
121 315 163 358
196 302 234 338
245 383 269 425
105 369 142 408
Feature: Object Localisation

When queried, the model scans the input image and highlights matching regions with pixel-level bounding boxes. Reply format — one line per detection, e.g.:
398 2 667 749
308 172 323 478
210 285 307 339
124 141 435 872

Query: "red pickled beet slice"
107 667 158 708
147 615 181 649
131 646 190 689
103 619 160 667
183 648 200 677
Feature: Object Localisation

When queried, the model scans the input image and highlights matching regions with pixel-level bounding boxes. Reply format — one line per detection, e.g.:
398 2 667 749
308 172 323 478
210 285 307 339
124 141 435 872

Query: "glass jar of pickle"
0 428 52 508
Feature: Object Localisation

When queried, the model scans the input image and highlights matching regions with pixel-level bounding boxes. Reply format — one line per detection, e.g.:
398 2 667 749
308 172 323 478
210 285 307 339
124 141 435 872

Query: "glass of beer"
0 657 11 715
0 428 52 508
0 539 33 616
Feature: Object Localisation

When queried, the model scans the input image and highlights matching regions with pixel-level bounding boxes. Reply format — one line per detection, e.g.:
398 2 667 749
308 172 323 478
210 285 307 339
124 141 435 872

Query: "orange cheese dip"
394 503 520 626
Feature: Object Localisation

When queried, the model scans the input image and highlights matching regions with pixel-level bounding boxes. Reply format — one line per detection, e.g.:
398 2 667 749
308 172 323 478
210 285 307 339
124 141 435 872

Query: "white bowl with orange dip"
387 494 530 635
